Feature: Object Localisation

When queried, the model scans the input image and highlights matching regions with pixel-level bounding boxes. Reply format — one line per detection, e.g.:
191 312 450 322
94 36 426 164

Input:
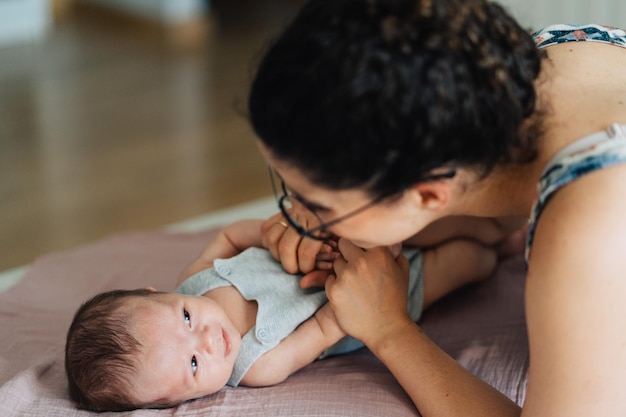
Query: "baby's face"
126 292 242 404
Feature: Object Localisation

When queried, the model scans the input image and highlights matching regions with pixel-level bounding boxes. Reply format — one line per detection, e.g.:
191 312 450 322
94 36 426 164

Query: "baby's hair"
65 288 174 411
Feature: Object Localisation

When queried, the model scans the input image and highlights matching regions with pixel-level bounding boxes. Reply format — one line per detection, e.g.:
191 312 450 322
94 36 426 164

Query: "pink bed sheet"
0 228 529 416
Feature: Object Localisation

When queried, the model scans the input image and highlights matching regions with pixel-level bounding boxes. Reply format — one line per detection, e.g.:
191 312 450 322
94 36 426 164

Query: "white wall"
496 0 625 31
0 0 51 47
82 0 208 25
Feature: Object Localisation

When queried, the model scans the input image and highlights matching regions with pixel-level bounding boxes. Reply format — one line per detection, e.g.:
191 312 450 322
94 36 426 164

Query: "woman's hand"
300 241 402 289
324 239 414 349
261 212 339 274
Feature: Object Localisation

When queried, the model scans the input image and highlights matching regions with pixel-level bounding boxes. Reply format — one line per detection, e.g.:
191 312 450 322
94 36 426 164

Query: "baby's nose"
198 324 215 353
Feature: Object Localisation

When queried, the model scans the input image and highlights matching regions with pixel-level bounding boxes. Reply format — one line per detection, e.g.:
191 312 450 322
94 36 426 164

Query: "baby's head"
65 288 241 411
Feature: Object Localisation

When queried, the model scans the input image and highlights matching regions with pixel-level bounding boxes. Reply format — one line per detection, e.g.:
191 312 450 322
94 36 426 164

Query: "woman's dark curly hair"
249 0 545 197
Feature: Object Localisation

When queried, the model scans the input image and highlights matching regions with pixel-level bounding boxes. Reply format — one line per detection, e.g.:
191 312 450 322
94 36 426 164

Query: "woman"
247 0 626 415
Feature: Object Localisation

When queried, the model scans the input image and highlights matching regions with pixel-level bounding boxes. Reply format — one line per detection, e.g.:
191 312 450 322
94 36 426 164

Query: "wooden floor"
0 0 305 271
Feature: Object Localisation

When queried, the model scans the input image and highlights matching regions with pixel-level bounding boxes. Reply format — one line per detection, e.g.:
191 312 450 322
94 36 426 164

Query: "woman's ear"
409 180 451 211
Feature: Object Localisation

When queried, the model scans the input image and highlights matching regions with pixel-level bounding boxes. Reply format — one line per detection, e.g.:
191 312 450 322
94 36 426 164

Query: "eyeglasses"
268 168 456 241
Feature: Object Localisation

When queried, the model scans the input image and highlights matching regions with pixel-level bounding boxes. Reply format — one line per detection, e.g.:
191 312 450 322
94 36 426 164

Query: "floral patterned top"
532 23 626 49
525 125 626 262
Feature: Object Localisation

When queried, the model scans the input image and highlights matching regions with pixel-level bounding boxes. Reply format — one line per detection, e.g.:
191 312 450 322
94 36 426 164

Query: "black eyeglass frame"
269 168 457 241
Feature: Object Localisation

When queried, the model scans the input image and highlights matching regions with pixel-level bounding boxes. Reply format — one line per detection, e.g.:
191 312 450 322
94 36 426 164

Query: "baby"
65 219 497 411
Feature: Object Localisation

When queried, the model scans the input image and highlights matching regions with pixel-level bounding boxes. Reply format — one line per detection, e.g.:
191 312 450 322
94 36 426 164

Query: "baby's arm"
177 219 265 285
240 303 346 387
241 239 497 387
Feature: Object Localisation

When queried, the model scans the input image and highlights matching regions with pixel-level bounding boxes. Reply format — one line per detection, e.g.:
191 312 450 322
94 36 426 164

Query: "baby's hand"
388 242 402 258
301 242 402 289
315 237 340 270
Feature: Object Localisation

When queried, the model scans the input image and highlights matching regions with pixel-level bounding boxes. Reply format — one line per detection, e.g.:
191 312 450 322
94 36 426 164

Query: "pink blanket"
0 228 528 416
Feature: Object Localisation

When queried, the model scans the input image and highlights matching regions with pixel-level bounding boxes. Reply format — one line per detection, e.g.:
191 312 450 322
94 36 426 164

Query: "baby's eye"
183 309 191 327
191 356 198 376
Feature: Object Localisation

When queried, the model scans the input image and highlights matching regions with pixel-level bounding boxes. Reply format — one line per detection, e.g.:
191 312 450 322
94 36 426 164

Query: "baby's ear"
144 286 157 292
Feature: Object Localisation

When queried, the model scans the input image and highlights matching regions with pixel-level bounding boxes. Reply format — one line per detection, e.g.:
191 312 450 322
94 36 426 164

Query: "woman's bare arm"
325 240 521 417
521 167 626 416
371 321 520 417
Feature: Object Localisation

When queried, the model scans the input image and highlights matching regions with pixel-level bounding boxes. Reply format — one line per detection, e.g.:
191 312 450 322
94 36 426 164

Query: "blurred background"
1 0 624 272
0 0 306 272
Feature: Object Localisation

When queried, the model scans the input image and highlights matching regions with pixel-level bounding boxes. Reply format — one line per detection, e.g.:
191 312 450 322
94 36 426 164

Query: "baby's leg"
421 239 497 309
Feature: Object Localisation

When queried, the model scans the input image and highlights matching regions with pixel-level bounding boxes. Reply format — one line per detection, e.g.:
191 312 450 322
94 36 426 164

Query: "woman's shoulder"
529 162 626 264
527 130 626 260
